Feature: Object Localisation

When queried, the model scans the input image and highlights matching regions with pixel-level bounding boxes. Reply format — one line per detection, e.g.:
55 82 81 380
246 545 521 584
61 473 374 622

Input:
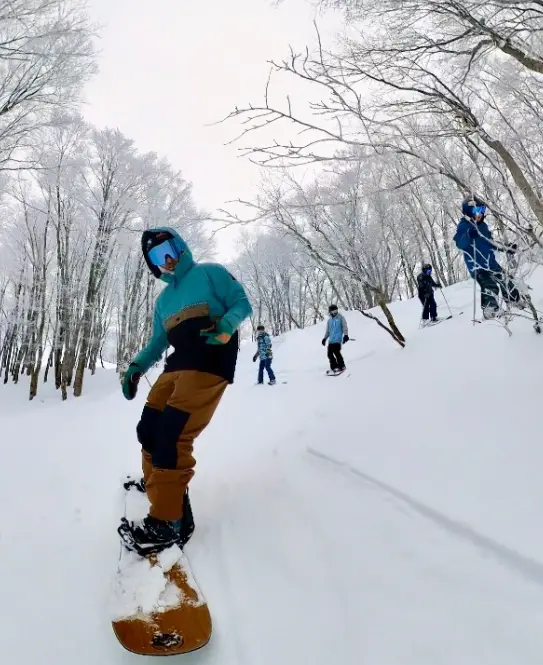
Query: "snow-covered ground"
2 272 543 664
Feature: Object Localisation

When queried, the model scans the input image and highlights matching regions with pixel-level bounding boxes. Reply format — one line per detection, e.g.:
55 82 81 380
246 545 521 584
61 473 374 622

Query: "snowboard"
111 479 212 656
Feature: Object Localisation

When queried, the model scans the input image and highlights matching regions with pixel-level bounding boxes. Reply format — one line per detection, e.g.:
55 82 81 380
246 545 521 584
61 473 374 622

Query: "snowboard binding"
152 631 183 650
120 478 196 553
117 516 179 556
123 476 146 492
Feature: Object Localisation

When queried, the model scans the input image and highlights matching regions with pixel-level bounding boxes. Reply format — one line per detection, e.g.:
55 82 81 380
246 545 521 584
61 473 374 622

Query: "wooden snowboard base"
112 556 212 656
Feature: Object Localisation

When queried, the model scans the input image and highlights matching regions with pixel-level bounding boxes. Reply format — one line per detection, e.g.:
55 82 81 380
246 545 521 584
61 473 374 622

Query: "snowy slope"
2 273 543 664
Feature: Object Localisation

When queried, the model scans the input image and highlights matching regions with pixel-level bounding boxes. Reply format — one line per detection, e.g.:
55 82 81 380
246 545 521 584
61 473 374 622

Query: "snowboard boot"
123 476 146 492
269 380 276 385
180 489 195 547
118 515 180 556
326 369 336 376
121 478 195 549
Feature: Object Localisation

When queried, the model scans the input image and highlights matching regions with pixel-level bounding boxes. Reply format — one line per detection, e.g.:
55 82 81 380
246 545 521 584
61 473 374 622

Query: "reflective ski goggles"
473 205 486 217
147 239 181 267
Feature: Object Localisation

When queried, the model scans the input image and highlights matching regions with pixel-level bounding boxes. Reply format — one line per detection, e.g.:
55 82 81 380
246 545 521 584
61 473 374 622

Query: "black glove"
343 335 349 344
322 339 326 346
252 353 258 363
122 363 143 401
436 283 442 289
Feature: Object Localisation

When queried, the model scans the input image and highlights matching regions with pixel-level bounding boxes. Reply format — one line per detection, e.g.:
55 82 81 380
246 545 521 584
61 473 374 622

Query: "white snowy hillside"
2 273 543 665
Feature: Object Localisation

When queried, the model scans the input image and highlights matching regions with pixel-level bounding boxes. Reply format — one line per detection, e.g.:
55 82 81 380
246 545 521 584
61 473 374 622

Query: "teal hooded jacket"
132 227 252 383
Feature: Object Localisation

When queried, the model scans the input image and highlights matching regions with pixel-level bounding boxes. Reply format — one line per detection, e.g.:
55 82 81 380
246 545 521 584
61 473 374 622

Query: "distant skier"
120 227 252 555
417 263 442 326
322 304 349 375
453 195 523 319
252 324 276 385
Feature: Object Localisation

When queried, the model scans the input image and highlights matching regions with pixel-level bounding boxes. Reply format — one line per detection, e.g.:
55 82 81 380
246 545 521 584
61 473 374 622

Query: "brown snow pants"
136 370 228 522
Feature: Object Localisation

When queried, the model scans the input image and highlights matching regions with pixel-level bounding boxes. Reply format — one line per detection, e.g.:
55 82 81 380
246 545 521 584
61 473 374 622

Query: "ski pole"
472 242 477 326
440 288 453 317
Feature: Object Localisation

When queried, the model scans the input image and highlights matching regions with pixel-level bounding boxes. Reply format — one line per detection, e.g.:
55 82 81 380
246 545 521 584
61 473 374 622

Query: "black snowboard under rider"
327 343 345 371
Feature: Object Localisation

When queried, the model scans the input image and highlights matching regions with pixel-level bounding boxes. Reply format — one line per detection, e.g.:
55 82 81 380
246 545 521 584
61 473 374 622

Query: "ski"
421 312 464 328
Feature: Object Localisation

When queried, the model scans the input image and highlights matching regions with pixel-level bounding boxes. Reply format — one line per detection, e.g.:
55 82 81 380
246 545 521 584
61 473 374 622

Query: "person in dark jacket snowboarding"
417 263 441 326
252 324 276 385
119 227 252 555
453 196 523 319
322 304 349 375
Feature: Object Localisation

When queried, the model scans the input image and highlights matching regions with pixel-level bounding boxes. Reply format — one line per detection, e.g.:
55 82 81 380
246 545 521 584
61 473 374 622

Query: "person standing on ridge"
453 195 523 319
119 227 253 556
252 324 276 385
322 304 349 375
417 263 442 326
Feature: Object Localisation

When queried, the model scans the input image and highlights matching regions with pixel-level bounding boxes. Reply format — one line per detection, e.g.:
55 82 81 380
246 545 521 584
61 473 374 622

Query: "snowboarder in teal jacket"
119 227 253 556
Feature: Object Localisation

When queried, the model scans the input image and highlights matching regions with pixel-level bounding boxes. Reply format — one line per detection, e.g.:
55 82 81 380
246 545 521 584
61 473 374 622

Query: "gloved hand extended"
122 363 143 401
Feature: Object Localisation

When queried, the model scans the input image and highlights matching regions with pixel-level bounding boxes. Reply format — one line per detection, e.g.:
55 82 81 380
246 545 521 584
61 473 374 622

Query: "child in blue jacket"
253 325 276 385
119 227 252 556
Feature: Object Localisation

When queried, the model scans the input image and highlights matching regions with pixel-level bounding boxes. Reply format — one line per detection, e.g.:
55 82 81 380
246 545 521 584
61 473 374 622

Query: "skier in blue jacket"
322 304 349 375
453 196 523 319
119 227 252 555
252 324 276 385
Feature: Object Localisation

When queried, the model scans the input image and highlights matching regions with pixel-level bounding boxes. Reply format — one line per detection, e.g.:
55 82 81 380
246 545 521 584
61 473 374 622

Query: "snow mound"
111 547 184 619
111 544 206 620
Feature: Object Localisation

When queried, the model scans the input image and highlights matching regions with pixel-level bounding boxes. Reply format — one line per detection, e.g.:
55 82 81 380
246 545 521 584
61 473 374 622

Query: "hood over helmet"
141 227 194 282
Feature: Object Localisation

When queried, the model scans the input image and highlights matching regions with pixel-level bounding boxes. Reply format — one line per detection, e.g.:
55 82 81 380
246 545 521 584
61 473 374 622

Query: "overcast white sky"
82 0 343 258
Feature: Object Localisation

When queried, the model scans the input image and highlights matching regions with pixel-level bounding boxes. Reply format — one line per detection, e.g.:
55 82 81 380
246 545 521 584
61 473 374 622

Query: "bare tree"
0 0 95 170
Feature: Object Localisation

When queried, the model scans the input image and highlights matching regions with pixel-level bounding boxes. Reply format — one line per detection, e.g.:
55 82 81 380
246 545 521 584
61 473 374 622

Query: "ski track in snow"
307 447 543 589
2 275 543 664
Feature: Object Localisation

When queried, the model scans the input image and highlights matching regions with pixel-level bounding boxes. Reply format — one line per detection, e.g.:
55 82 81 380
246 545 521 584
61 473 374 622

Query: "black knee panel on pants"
151 405 190 470
136 406 162 454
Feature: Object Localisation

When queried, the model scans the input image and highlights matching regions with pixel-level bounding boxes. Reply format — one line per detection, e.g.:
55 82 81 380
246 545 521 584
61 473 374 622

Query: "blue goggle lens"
148 239 180 267
473 205 486 216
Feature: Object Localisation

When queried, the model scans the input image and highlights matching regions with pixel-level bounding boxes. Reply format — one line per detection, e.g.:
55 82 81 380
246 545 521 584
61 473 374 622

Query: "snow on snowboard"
111 479 211 656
